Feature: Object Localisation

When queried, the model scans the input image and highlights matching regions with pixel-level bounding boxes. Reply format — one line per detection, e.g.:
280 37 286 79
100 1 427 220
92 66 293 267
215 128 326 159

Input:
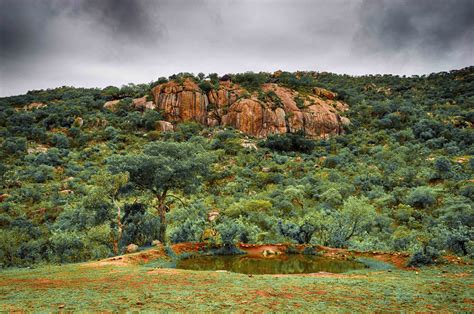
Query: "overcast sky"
0 0 473 97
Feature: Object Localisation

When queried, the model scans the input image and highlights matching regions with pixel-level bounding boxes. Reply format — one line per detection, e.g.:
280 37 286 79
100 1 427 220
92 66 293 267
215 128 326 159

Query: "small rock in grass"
126 243 139 254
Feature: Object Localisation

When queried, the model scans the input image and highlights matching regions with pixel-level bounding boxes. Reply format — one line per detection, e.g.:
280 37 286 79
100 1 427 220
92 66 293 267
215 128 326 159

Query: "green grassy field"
1 259 472 312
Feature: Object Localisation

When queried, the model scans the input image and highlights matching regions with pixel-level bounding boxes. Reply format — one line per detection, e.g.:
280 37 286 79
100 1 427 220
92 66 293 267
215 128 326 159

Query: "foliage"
0 67 473 266
261 132 315 153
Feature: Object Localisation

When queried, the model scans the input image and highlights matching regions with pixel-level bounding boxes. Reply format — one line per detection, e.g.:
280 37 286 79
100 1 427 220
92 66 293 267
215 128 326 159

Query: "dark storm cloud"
0 0 162 60
0 0 473 97
68 0 162 40
354 0 474 56
0 0 53 59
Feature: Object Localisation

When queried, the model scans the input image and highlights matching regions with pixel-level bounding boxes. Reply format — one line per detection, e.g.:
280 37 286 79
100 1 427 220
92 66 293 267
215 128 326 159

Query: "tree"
91 171 129 254
108 141 214 243
327 196 377 247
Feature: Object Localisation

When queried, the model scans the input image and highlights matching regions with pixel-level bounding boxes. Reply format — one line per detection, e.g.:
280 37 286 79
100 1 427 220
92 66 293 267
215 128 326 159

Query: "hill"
0 68 473 267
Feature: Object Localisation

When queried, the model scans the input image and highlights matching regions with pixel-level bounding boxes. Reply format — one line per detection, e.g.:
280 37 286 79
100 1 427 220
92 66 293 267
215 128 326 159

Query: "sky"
0 0 473 97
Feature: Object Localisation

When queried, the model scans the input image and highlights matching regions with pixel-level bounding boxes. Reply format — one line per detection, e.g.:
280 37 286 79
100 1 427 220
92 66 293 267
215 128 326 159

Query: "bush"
198 81 213 93
277 220 315 244
406 187 436 209
233 72 269 92
407 246 439 267
143 110 163 131
120 203 161 247
2 137 27 155
216 218 247 246
50 133 70 148
262 133 315 154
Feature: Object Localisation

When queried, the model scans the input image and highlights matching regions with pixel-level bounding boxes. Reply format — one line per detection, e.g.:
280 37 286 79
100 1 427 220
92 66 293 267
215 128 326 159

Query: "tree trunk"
158 205 166 243
157 191 168 243
113 198 123 255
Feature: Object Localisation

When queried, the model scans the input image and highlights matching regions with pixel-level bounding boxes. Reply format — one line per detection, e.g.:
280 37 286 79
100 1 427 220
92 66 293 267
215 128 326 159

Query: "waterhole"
176 254 366 274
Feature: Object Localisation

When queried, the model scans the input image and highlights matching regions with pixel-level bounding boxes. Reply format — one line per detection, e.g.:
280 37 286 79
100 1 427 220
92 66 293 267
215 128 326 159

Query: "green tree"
328 196 377 247
91 171 129 254
108 141 214 243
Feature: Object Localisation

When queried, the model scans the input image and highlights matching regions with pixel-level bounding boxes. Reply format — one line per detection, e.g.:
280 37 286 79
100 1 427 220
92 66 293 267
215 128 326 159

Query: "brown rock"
125 244 139 254
132 96 156 111
313 87 337 100
152 79 208 124
23 102 47 111
103 100 120 111
0 194 10 202
73 117 83 128
156 120 174 132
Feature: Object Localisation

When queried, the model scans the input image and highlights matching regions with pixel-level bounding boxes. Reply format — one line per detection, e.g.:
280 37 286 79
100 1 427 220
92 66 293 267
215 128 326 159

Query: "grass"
0 258 472 312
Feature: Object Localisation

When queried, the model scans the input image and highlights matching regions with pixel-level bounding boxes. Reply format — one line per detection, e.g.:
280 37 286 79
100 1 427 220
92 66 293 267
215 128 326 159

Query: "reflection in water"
176 255 365 274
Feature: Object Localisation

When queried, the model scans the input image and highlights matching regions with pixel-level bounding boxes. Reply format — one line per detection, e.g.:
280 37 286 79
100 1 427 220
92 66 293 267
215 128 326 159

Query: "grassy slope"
0 260 472 311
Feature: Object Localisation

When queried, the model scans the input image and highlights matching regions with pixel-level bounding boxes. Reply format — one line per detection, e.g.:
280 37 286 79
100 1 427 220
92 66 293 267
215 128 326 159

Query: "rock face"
151 78 348 138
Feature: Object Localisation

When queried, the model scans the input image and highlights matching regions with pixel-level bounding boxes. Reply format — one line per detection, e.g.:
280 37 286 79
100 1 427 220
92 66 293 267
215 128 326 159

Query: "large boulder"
152 79 208 124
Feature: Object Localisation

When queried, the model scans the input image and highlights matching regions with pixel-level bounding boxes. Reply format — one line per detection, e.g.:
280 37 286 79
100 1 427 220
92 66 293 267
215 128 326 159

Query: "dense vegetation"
0 67 472 268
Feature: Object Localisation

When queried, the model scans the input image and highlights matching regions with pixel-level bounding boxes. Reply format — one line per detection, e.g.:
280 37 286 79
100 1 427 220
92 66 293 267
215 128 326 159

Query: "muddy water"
176 254 366 274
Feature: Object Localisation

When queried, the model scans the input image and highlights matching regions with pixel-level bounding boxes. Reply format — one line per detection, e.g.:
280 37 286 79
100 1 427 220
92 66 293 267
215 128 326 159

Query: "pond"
176 254 366 275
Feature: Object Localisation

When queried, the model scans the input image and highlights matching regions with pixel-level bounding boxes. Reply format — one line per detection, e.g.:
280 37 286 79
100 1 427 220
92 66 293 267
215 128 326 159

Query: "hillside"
0 68 473 267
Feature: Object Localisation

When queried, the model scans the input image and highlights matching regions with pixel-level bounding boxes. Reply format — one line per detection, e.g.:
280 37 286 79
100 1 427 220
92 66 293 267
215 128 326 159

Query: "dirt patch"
171 242 208 254
316 245 410 269
87 247 165 267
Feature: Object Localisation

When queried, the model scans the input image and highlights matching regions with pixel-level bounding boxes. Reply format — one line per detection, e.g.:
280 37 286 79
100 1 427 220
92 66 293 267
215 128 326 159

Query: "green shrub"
406 187 436 209
2 137 27 155
262 132 315 154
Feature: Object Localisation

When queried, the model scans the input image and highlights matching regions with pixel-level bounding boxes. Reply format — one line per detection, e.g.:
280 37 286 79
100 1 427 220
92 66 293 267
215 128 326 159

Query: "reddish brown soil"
88 247 166 267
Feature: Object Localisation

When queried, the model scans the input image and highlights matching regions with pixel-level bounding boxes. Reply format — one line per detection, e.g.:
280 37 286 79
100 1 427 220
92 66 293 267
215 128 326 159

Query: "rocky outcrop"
23 102 47 111
152 80 208 124
151 78 348 139
312 87 337 100
132 96 155 111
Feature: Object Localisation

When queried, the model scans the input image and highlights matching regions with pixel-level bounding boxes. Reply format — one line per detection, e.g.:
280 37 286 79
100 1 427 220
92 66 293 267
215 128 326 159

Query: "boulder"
312 87 337 100
132 96 156 111
262 249 278 256
103 100 120 111
156 120 174 132
151 240 162 247
152 79 208 124
125 244 139 254
208 211 219 222
73 117 83 128
0 194 10 202
23 102 47 111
